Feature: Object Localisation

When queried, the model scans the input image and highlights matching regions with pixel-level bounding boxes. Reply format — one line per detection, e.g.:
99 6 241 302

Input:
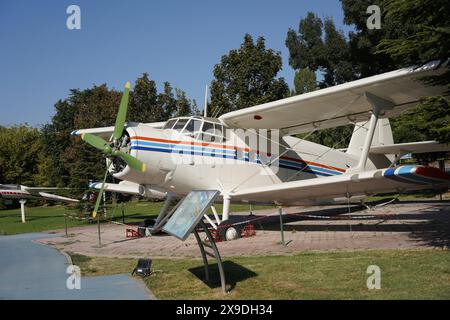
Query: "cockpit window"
173 118 188 131
163 119 177 129
163 117 226 142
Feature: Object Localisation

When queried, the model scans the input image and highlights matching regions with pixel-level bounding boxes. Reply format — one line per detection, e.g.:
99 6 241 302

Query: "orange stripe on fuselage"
130 136 345 173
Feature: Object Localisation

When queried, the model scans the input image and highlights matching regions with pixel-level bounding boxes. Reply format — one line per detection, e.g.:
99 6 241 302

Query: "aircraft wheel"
224 226 240 241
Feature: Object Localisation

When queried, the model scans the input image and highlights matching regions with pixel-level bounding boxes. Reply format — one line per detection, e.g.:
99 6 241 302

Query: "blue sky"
0 0 353 127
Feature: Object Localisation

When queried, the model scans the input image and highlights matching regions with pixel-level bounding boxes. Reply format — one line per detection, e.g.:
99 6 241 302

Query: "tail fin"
346 118 394 169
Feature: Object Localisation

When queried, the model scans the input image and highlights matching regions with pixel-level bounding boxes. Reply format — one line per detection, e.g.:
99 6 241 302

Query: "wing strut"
350 92 395 172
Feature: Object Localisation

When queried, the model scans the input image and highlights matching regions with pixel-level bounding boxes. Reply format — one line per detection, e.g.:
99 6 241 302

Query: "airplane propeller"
80 81 146 218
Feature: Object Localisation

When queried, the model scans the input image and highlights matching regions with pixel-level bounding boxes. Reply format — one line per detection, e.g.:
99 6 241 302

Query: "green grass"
0 201 273 235
70 249 450 300
366 191 450 203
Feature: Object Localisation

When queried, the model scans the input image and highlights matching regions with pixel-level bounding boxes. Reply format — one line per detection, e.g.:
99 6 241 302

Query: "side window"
202 122 214 135
215 124 224 142
182 119 202 137
197 122 226 143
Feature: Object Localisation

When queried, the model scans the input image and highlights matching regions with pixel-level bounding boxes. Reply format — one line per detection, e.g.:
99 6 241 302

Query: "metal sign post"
64 213 68 237
19 199 26 223
193 220 227 294
278 206 286 246
97 212 102 247
162 190 228 294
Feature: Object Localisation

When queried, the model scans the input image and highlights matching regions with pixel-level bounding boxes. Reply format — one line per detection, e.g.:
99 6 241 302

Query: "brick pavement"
37 201 450 259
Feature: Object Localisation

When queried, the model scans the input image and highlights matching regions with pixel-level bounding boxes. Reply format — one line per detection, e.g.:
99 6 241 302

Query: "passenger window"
202 122 214 135
184 119 202 133
215 124 223 138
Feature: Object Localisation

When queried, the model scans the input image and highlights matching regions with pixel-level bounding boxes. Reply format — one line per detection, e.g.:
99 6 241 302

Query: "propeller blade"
113 81 131 141
114 150 147 172
92 162 112 219
81 133 112 154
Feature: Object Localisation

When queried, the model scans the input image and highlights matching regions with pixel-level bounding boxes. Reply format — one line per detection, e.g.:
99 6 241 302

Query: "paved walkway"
37 201 450 259
0 233 155 299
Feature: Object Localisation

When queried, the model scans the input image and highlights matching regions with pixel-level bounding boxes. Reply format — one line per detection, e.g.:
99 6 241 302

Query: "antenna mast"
203 85 208 117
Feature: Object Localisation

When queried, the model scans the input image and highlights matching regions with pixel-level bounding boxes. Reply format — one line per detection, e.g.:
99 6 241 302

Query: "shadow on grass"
189 260 257 291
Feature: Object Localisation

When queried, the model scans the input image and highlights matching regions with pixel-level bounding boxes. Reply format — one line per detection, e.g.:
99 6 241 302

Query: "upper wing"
219 60 448 135
230 165 450 205
71 121 166 139
370 141 450 155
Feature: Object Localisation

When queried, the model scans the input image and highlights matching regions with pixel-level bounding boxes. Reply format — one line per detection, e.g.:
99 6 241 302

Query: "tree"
174 89 192 117
376 0 450 145
210 34 289 116
286 13 355 147
340 0 402 77
285 12 324 72
0 125 44 185
41 99 78 186
158 82 177 120
293 68 316 94
391 97 450 144
376 0 450 88
285 13 354 88
286 3 449 148
129 73 161 123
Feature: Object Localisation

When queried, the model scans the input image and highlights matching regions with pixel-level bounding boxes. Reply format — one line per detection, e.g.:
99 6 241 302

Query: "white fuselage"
112 122 374 205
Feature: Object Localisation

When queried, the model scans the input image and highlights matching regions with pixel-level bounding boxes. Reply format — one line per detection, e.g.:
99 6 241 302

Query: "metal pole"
204 85 208 117
64 213 68 237
121 202 125 224
439 159 445 201
278 207 285 246
19 199 26 223
97 212 102 247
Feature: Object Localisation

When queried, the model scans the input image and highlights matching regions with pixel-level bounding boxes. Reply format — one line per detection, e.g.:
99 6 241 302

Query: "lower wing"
230 165 450 205
37 192 79 203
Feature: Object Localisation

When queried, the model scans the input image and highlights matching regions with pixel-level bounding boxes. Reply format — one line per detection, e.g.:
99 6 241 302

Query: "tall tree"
285 12 324 72
129 73 161 123
41 99 78 186
174 89 192 117
210 34 289 116
285 13 354 88
286 13 355 147
0 125 44 185
293 68 316 94
376 0 450 144
340 0 401 77
376 0 450 87
158 81 177 120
